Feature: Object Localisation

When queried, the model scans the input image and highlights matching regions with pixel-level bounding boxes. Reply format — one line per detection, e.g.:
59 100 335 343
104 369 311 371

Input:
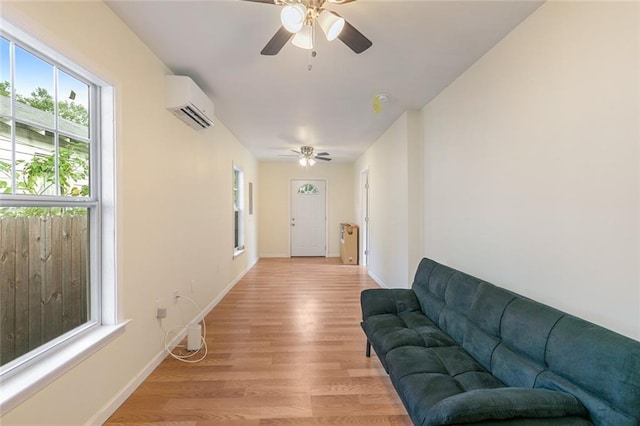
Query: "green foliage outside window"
0 84 89 216
0 81 10 97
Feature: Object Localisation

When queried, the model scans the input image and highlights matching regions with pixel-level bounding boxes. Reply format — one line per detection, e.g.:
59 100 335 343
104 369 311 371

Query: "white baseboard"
198 257 257 323
87 257 258 425
259 253 290 258
368 270 388 289
260 254 344 259
87 336 171 425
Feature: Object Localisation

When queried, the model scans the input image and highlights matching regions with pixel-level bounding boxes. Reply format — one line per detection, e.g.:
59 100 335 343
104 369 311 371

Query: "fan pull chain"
308 22 317 71
309 50 317 71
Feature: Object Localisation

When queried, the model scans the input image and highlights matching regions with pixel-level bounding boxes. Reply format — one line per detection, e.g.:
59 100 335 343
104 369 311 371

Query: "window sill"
0 321 129 414
233 247 246 258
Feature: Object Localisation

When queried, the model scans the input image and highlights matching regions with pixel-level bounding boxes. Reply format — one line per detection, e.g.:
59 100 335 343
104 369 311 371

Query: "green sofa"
360 258 640 426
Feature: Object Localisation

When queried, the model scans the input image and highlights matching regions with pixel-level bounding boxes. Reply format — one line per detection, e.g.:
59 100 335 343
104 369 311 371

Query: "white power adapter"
187 323 202 351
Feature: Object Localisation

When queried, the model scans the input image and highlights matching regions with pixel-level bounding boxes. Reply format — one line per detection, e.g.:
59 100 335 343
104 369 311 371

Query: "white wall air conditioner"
165 75 214 130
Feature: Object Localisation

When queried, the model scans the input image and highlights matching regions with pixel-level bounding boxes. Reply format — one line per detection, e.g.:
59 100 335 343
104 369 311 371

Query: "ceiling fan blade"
315 152 330 157
261 27 294 55
337 18 372 54
291 149 302 155
315 156 332 161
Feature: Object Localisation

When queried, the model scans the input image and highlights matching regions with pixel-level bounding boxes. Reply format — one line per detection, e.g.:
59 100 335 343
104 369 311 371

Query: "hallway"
106 258 411 425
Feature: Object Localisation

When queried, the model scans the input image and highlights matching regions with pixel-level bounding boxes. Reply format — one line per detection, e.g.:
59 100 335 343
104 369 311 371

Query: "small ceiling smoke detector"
373 93 390 113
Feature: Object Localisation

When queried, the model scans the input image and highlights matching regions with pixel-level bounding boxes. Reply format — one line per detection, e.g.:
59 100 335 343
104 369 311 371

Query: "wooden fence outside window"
0 215 88 366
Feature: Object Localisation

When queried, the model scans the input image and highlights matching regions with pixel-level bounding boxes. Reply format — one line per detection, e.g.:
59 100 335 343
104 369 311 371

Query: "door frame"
289 178 328 257
360 169 370 266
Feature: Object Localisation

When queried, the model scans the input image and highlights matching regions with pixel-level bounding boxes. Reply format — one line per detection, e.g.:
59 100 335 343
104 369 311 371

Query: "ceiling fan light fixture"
308 157 316 166
291 24 313 49
317 10 345 41
281 4 307 33
299 157 308 166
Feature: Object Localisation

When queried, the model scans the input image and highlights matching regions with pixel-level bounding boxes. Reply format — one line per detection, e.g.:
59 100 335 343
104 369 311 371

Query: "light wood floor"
106 257 412 425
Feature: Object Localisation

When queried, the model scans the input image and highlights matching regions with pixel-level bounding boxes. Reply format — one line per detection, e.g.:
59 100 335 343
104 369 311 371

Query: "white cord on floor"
160 295 208 363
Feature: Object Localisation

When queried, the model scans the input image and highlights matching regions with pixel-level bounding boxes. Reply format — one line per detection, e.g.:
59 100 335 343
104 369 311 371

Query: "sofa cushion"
541 315 640 426
491 297 565 388
463 283 564 388
362 312 457 371
386 345 504 425
361 288 422 318
412 259 482 344
361 287 459 370
463 283 515 371
387 346 497 384
501 298 564 363
463 281 640 425
425 388 589 426
536 371 635 426
366 324 425 359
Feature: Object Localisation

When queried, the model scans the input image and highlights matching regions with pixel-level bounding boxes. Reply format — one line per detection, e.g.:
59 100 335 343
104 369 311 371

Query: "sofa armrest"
425 388 588 426
361 288 420 320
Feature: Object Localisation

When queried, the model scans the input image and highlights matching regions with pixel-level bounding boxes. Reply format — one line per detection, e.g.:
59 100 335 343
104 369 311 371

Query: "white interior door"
291 179 326 256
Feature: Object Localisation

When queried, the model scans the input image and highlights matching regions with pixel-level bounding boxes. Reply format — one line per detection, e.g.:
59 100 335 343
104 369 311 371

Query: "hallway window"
0 35 97 369
0 20 119 411
233 164 244 255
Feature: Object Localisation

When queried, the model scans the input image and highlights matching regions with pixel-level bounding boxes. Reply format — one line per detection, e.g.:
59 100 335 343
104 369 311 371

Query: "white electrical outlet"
173 290 179 304
156 299 167 319
156 306 167 319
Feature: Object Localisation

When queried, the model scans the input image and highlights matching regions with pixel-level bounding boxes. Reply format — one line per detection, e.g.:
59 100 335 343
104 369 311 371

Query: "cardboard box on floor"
340 223 359 265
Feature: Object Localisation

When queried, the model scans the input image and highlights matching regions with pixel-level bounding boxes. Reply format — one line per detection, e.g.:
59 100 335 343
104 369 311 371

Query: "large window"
233 164 244 255
0 20 117 409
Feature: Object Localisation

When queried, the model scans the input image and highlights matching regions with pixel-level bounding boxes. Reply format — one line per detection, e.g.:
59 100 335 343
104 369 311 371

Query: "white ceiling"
106 0 543 162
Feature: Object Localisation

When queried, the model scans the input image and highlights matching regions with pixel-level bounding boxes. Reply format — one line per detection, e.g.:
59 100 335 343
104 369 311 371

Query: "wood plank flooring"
106 257 412 425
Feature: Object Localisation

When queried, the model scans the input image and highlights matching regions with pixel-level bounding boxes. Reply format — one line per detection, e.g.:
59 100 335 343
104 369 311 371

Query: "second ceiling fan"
242 0 372 55
286 146 332 166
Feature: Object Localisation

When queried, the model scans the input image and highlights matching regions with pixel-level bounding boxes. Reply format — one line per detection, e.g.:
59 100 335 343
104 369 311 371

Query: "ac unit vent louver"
177 105 210 129
165 75 214 130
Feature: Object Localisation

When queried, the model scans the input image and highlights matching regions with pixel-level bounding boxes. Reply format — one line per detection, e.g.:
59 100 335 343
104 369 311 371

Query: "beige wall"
1 1 258 424
354 1 639 339
354 111 424 288
258 161 354 258
422 1 639 339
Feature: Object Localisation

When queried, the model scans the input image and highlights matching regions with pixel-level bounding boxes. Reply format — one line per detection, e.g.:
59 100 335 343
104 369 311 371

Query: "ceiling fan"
286 145 332 166
241 0 372 55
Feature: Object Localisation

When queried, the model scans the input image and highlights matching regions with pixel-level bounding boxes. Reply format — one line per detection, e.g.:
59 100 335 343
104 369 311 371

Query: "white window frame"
0 19 124 414
232 163 245 257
